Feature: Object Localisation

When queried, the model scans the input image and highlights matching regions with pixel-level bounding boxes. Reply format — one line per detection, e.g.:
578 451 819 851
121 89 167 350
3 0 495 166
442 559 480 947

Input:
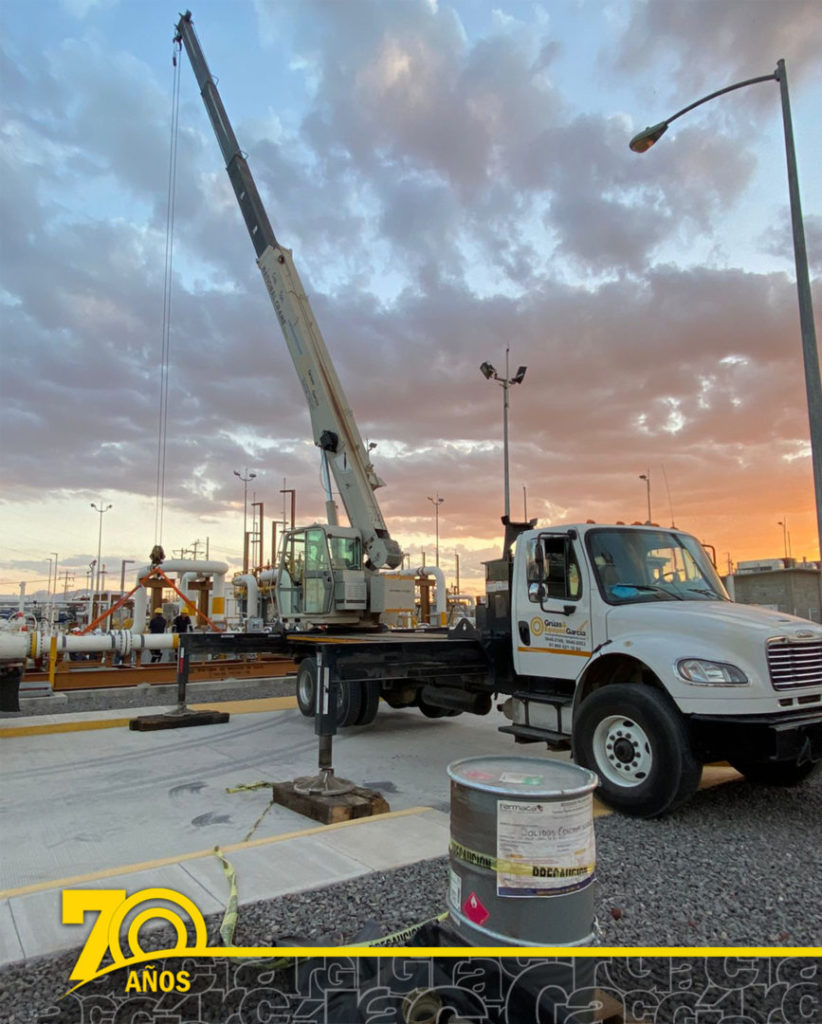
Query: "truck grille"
767 638 822 690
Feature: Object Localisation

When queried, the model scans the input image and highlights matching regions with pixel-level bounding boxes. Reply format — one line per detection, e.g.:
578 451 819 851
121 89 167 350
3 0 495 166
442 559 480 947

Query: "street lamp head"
233 470 241 479
639 474 648 481
480 361 496 380
512 365 527 385
249 472 257 480
629 121 669 153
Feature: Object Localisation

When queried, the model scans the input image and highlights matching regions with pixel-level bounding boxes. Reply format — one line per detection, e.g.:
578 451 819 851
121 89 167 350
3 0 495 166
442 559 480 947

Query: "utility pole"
120 560 134 592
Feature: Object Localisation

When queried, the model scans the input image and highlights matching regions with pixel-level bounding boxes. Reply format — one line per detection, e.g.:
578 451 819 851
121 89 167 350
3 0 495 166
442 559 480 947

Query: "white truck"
174 12 822 818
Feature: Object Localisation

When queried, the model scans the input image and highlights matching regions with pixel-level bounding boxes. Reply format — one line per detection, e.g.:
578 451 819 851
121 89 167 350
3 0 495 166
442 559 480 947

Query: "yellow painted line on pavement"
0 805 434 900
0 696 298 738
0 717 133 738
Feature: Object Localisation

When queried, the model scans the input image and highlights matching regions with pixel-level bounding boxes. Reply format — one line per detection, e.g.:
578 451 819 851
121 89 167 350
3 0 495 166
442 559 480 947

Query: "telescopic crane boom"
174 11 402 575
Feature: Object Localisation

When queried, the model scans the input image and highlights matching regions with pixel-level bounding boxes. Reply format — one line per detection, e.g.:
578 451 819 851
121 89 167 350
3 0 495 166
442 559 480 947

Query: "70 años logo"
63 887 210 990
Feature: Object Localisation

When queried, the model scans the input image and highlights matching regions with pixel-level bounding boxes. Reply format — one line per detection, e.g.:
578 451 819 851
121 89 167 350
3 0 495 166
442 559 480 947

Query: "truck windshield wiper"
613 583 684 601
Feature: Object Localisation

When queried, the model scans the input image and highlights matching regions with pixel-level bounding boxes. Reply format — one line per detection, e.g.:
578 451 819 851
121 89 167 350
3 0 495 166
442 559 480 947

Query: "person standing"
172 609 192 634
148 607 166 662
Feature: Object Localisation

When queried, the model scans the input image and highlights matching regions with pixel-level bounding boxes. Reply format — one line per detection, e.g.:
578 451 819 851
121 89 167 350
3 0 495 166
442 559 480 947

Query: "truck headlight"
676 658 749 685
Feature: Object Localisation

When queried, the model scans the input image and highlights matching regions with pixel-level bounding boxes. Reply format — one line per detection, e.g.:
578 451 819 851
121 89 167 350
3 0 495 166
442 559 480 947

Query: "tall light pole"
427 494 444 566
234 468 256 572
778 519 789 562
480 347 527 526
639 472 652 524
50 551 58 628
45 557 54 627
630 58 821 565
90 501 112 616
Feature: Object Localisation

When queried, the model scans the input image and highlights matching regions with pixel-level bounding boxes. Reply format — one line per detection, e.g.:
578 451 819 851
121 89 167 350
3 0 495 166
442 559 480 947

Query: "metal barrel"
446 755 599 947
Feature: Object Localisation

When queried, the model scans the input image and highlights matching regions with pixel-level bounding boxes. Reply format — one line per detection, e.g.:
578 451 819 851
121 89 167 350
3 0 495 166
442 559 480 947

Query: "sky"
1 0 821 600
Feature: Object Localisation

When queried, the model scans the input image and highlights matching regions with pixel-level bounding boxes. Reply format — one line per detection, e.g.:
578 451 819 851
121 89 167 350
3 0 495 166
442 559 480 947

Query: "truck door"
513 532 593 681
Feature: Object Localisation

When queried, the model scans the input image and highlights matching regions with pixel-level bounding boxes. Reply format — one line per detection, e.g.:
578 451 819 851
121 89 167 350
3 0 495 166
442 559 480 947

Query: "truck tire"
729 758 819 786
354 681 380 726
296 658 317 718
336 680 364 728
573 684 701 818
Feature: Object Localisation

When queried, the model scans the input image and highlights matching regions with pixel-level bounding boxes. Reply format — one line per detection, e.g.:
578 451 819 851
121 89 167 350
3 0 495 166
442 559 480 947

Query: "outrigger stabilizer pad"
129 707 230 731
271 776 390 825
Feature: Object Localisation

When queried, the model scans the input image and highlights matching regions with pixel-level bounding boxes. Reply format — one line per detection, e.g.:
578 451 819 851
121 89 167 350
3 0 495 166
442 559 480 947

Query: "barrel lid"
447 755 598 797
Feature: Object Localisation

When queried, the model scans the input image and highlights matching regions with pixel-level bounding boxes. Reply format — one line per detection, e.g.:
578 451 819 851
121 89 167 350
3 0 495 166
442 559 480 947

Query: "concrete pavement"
0 692 742 967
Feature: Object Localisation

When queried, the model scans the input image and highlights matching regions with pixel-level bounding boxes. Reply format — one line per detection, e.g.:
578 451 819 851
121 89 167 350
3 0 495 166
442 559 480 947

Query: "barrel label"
448 868 461 910
496 796 595 897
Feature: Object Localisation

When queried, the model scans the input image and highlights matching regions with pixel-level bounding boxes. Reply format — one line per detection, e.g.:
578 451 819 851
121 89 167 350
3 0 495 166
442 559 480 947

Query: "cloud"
615 0 822 99
1 0 819 586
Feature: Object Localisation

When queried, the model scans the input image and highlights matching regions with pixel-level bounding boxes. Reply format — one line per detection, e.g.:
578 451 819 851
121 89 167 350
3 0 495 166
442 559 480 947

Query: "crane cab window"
329 536 361 570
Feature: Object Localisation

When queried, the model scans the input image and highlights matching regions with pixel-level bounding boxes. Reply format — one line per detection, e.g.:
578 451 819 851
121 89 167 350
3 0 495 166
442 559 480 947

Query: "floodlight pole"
234 468 256 572
480 347 527 525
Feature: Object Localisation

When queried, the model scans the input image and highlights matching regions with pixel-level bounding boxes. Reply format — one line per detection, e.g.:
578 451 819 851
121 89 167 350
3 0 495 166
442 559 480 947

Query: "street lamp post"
427 494 444 566
639 472 652 524
49 551 58 628
234 468 256 572
90 501 112 621
87 560 96 626
480 347 527 528
778 519 789 562
630 58 821 565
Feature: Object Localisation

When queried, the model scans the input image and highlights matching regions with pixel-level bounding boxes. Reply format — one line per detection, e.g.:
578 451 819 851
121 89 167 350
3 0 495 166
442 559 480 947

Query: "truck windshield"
586 528 729 605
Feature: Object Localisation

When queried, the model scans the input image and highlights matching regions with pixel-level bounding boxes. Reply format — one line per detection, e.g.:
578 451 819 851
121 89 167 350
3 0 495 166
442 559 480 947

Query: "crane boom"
174 11 402 571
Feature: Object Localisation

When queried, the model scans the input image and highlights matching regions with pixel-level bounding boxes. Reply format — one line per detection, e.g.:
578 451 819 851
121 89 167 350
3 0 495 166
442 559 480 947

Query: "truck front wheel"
574 684 701 818
729 758 819 786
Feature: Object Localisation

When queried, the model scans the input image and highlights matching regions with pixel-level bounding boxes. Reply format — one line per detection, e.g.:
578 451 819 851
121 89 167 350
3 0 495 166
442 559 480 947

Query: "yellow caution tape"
449 839 594 879
214 847 239 947
350 912 449 948
226 781 277 843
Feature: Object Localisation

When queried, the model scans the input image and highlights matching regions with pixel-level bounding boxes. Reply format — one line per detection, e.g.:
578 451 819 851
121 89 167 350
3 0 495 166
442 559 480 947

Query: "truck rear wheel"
296 659 368 728
336 680 364 728
296 658 317 717
354 681 380 726
729 758 819 786
573 684 701 818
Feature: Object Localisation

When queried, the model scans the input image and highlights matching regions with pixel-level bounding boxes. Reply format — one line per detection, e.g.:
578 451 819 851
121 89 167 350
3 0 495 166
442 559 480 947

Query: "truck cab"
501 523 822 816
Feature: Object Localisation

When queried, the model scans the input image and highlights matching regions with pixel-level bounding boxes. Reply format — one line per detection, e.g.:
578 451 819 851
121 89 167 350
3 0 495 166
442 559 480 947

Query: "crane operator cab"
276 524 368 625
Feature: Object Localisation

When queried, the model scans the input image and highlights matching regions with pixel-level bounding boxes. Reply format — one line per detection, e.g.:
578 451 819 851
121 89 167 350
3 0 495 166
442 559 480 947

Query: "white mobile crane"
174 13 822 818
174 11 404 628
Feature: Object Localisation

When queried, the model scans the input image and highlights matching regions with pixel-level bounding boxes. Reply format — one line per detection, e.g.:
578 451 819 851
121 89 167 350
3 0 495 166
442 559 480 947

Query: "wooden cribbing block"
270 780 390 824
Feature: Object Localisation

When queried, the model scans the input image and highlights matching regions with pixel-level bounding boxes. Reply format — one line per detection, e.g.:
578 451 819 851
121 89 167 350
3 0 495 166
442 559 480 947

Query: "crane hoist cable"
154 44 182 544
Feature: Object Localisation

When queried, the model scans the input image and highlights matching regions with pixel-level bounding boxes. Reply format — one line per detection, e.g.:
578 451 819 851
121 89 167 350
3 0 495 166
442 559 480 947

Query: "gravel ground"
1 767 819 1023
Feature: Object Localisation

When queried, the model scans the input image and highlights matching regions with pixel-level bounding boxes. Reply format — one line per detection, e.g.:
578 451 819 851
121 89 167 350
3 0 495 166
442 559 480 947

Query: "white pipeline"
234 574 259 620
394 565 448 627
0 631 180 661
